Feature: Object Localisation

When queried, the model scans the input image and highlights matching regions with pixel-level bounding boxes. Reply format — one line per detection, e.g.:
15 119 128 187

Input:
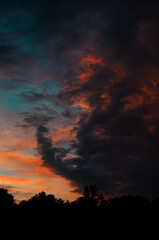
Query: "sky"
0 0 159 202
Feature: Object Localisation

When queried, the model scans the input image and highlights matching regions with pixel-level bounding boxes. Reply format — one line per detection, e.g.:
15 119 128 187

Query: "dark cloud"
18 91 55 103
1 0 159 199
36 124 106 191
18 106 58 129
61 108 75 119
42 0 159 199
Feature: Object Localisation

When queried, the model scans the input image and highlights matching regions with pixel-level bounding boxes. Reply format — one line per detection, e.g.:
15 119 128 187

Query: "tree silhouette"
83 186 90 198
0 188 15 209
89 184 98 198
75 184 104 209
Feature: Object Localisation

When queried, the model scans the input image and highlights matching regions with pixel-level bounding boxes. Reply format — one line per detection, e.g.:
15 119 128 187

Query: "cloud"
1 0 159 200
30 0 159 199
18 105 58 129
35 124 101 192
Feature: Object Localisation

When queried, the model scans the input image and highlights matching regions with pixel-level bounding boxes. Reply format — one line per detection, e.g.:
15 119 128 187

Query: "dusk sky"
0 0 159 202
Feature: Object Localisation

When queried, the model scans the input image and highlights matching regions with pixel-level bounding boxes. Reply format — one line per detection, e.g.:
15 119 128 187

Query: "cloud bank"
1 0 159 199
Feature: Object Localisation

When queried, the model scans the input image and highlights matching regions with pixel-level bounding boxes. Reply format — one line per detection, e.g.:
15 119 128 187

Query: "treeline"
0 185 159 238
0 184 159 211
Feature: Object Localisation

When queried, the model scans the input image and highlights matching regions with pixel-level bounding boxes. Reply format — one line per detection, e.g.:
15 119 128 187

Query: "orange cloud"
0 122 36 153
100 92 111 111
77 55 103 84
121 64 159 135
78 70 94 84
123 94 144 111
81 55 102 66
0 151 80 202
50 124 77 146
73 99 93 111
123 64 159 111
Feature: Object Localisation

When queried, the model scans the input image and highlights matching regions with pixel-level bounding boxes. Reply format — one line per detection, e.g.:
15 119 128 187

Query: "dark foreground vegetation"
0 185 158 239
